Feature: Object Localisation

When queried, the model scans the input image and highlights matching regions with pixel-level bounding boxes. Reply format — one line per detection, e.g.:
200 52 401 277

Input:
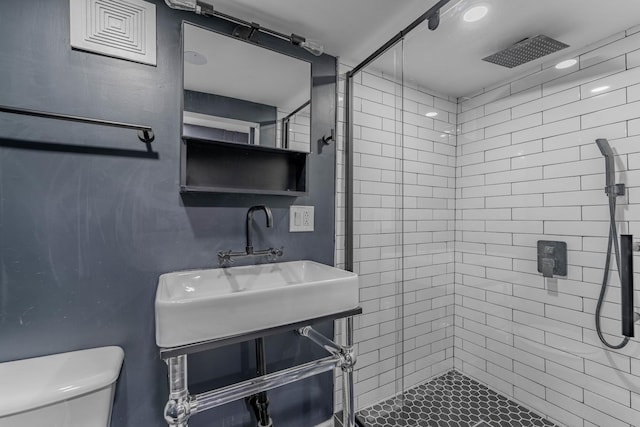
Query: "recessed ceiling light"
555 59 577 69
425 112 438 117
184 50 207 65
463 6 488 23
440 134 447 138
591 85 610 93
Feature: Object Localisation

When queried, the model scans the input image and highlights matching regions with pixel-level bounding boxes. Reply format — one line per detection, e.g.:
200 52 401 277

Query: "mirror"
182 23 311 153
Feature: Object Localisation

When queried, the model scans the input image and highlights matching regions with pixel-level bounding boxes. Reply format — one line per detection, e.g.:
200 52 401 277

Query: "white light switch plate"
289 206 314 232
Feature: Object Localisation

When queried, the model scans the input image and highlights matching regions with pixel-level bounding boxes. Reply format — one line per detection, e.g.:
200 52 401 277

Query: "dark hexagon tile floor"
355 370 556 427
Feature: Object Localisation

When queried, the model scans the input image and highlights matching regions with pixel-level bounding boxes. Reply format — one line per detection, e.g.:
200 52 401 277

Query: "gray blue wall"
0 1 337 426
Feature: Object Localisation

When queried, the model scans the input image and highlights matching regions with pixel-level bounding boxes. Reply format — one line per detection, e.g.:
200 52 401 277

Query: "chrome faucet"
246 205 273 255
218 205 284 265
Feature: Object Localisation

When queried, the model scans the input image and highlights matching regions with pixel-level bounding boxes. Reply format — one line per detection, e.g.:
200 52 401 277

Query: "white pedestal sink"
155 260 359 348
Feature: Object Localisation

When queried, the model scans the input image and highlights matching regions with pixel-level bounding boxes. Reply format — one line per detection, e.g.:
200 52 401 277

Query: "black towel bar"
0 105 154 143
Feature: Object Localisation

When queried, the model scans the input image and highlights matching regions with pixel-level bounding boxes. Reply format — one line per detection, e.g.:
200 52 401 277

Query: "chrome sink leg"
164 355 194 427
298 318 357 427
342 316 356 427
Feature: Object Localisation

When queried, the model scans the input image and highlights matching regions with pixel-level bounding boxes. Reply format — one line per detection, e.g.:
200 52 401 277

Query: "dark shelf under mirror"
180 137 308 196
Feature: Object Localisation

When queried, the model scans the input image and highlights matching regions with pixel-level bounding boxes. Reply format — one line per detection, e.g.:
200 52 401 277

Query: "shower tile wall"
276 108 310 152
455 28 640 427
335 64 457 411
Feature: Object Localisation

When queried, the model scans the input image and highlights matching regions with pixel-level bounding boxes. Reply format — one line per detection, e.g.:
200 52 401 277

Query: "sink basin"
155 260 359 348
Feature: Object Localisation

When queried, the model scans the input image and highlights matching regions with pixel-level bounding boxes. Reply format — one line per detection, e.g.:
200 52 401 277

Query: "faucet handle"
217 250 235 266
268 246 284 260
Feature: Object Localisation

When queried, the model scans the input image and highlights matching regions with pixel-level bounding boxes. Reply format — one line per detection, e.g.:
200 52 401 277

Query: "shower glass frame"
344 40 408 411
343 1 457 418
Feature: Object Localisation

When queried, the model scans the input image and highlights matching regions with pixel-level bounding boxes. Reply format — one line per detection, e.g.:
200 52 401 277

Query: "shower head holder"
606 183 626 197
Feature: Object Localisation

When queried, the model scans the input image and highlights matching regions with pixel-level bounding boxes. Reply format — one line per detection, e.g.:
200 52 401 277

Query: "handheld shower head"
597 139 614 191
596 138 614 158
594 138 633 349
596 138 623 196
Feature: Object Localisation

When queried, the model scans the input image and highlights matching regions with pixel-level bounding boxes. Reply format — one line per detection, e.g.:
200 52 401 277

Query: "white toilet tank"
0 346 124 427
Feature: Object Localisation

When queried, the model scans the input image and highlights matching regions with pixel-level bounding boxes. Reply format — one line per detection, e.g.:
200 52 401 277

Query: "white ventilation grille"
70 0 156 66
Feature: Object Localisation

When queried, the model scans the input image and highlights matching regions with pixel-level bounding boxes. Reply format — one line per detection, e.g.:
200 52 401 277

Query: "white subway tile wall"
335 28 640 427
456 29 640 427
335 61 456 411
276 108 310 152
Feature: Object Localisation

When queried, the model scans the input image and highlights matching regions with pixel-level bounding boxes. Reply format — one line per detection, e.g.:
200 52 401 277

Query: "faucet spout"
246 205 273 255
218 205 282 265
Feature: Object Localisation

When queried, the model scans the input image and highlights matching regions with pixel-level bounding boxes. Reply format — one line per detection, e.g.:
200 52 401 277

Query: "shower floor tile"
355 370 557 427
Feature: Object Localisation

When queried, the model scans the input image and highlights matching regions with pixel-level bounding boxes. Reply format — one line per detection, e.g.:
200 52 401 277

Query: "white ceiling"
201 0 432 67
201 0 640 98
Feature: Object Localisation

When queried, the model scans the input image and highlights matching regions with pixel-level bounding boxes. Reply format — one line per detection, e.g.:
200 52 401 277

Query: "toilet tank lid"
0 346 124 418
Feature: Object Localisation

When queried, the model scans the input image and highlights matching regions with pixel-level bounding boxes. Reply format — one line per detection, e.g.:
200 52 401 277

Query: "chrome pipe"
167 356 188 399
298 326 343 358
345 316 354 348
342 316 356 427
342 369 355 427
192 356 339 414
164 355 193 427
299 322 356 427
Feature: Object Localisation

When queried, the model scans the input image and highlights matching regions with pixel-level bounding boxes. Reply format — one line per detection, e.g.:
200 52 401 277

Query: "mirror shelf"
180 22 312 196
180 137 308 196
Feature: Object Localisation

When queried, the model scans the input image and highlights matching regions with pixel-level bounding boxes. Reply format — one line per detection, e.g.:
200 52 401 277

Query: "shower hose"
595 192 630 349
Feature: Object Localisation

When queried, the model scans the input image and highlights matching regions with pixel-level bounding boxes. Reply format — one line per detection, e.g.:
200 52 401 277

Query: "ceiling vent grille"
70 0 157 66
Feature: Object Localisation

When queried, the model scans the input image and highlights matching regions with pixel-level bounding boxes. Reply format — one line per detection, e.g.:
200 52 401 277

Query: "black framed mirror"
182 22 312 153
